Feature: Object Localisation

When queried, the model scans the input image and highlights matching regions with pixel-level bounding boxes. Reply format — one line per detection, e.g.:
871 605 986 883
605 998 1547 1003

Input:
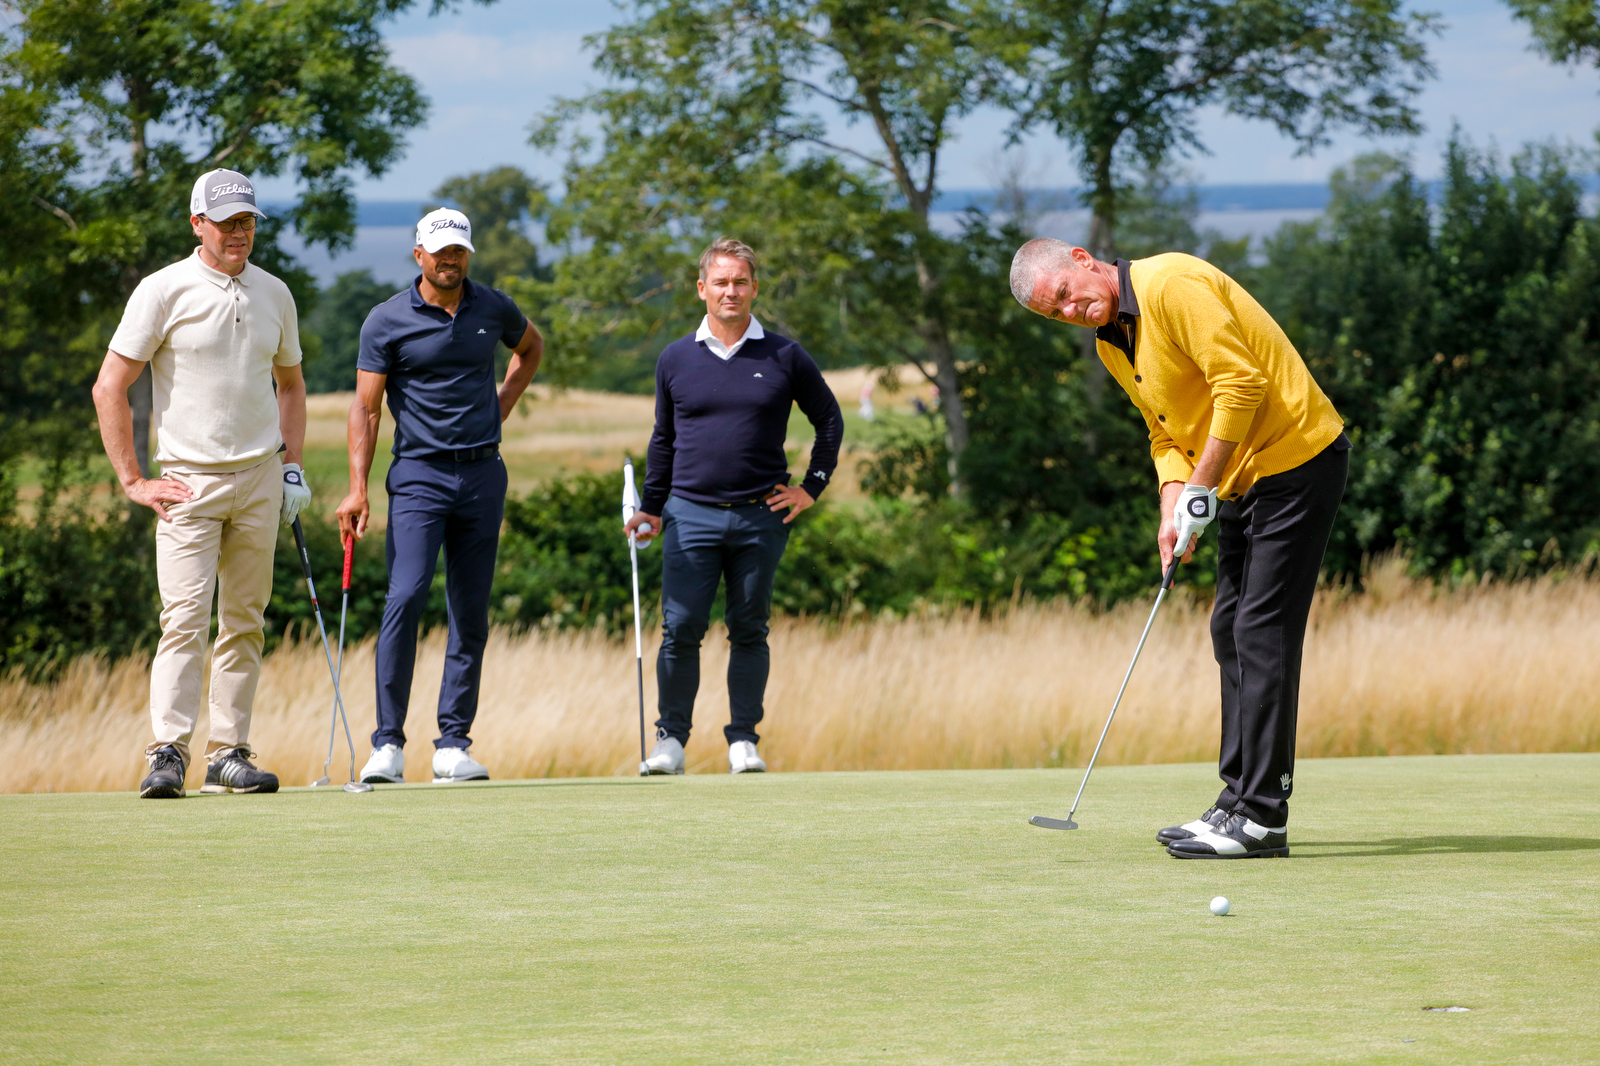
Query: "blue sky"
255 0 1599 202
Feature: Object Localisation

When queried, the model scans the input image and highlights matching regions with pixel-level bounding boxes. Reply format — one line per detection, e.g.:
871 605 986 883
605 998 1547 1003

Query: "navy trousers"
372 454 507 750
655 495 789 746
1211 437 1349 827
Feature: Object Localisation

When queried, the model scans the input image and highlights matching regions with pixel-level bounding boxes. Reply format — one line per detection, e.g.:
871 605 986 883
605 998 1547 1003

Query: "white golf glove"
281 462 312 525
1171 483 1219 557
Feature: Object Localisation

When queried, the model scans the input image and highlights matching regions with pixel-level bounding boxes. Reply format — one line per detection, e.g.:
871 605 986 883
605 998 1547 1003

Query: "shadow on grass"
1295 836 1600 858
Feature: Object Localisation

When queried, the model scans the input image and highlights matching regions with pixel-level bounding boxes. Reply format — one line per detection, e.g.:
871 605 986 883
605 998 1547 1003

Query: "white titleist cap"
189 169 265 222
415 208 475 254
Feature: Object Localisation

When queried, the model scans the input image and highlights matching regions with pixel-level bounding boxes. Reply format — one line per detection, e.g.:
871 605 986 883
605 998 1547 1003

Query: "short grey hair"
699 237 758 281
1009 237 1077 309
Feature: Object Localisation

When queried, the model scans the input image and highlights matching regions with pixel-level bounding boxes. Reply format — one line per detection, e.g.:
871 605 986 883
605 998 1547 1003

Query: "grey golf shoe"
140 746 186 799
643 736 685 775
201 748 279 794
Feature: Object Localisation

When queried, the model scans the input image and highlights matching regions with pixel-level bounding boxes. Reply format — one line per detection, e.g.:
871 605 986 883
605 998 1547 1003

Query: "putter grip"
1161 557 1181 591
342 536 353 591
291 517 318 601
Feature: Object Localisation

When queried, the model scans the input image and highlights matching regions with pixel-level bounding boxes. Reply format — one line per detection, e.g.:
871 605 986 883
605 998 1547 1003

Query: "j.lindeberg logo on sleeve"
753 373 763 378
477 328 487 334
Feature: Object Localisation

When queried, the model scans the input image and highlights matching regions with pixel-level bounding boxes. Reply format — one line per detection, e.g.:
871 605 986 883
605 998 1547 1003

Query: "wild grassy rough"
2 560 1596 794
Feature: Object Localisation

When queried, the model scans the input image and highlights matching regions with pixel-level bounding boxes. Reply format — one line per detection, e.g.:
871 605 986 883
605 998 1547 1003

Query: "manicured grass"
3 755 1597 1064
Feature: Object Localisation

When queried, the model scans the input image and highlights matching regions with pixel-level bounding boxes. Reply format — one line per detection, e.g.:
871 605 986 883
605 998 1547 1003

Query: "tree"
430 166 552 289
532 0 1006 493
1005 0 1439 261
1506 0 1600 71
303 270 399 393
2 0 461 474
1248 140 1600 578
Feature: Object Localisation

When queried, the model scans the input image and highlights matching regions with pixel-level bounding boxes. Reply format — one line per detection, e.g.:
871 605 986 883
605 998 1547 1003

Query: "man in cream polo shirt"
92 168 310 799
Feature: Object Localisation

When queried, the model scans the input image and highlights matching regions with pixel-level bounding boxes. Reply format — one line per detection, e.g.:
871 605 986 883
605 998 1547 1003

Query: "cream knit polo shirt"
110 250 302 473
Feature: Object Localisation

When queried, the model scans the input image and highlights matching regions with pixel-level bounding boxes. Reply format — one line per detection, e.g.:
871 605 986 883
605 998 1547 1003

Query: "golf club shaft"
336 536 358 779
1063 558 1181 822
293 519 356 781
629 534 646 764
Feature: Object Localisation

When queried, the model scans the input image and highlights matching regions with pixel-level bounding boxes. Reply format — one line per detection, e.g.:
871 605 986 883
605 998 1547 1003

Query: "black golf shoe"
201 748 279 794
1155 804 1227 845
139 745 187 799
1166 810 1288 859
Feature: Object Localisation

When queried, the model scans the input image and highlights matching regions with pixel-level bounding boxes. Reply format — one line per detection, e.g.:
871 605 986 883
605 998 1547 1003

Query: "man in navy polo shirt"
336 208 544 785
624 238 843 774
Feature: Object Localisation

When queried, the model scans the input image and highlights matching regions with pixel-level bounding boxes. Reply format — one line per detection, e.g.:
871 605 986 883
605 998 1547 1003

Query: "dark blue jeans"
373 454 507 751
655 495 789 746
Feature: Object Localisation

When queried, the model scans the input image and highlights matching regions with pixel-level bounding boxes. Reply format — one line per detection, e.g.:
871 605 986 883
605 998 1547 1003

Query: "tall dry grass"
4 559 1598 793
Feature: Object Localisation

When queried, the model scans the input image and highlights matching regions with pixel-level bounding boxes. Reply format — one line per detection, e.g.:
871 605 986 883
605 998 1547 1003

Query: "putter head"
638 761 650 777
1029 815 1079 830
343 781 374 793
311 776 331 788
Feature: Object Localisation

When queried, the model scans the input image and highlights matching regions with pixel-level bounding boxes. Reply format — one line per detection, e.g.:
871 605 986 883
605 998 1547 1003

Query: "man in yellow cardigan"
1010 239 1350 859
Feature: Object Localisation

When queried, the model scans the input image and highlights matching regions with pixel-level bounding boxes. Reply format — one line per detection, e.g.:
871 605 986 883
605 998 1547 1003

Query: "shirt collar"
1113 258 1139 322
409 274 477 312
189 248 250 289
695 314 764 357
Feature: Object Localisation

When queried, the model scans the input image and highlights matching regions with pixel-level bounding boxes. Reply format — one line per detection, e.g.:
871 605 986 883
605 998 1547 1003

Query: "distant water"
271 185 1336 285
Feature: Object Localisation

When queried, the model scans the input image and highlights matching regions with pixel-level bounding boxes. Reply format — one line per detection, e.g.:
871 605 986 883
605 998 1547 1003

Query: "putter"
1030 557 1181 830
621 459 653 776
291 518 372 794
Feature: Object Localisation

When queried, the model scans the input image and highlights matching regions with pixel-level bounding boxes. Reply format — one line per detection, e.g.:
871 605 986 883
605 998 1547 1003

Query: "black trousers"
655 495 790 746
1211 436 1349 826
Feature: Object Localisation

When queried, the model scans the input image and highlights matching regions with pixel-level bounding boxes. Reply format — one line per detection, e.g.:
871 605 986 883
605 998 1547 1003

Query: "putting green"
2 755 1597 1065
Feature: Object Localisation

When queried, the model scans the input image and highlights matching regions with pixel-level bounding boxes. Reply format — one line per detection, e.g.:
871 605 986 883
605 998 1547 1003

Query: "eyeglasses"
207 216 258 234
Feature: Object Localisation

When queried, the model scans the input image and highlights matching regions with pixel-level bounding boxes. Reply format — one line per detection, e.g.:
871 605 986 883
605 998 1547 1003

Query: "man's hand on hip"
126 476 193 523
336 491 369 543
766 484 815 524
280 462 312 525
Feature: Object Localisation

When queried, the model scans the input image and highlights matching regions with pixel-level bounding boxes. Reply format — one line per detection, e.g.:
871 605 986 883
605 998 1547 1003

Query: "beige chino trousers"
145 457 281 765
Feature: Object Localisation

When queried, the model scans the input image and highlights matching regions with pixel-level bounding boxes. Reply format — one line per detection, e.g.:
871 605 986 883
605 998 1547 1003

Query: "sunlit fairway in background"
1 756 1596 1064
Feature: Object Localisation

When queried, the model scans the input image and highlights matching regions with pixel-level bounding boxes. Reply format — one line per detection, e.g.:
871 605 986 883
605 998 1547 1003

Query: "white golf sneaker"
643 736 685 775
359 743 404 784
728 740 766 774
432 746 489 783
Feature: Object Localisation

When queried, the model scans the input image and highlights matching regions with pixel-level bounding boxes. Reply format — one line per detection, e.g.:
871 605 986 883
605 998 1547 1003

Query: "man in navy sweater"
624 238 843 774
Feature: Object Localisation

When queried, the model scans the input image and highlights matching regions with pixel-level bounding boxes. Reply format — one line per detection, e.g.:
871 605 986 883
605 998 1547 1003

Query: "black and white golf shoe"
201 748 279 794
1166 810 1288 859
139 745 186 799
1155 805 1227 845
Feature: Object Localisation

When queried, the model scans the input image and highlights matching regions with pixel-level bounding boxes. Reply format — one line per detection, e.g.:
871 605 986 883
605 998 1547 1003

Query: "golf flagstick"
1030 557 1181 830
291 518 372 794
622 458 652 776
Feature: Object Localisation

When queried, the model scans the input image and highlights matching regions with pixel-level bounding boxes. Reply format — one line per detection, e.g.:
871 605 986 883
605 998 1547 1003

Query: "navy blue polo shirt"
357 276 528 457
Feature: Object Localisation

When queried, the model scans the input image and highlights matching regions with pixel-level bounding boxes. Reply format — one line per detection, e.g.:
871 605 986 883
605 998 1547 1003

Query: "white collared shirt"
109 249 302 472
695 314 764 360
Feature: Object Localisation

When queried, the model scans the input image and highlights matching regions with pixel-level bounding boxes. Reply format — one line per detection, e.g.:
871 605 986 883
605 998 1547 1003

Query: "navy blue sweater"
641 329 844 514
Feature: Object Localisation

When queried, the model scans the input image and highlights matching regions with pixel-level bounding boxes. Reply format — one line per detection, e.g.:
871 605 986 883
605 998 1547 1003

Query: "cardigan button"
1158 414 1166 422
1134 375 1142 382
1187 450 1194 457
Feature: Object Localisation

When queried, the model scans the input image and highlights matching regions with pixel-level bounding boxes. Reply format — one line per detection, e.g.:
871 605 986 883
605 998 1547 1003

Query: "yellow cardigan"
1094 253 1345 500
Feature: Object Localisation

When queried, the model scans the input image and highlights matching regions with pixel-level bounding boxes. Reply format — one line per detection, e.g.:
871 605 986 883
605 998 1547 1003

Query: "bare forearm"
498 342 543 421
1190 436 1239 489
347 404 380 495
92 389 144 490
277 380 306 466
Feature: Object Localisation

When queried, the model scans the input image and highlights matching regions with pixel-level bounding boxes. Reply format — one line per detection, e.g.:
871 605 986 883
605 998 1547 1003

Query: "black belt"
406 445 499 463
708 496 767 508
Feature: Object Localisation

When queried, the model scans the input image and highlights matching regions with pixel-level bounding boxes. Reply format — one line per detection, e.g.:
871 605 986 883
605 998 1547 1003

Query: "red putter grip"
342 536 354 591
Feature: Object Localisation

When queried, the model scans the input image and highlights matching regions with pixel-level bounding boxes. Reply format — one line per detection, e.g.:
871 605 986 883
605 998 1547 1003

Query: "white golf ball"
1209 896 1231 916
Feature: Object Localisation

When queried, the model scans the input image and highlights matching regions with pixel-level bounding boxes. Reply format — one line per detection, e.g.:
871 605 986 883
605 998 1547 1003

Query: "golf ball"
1209 896 1231 916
